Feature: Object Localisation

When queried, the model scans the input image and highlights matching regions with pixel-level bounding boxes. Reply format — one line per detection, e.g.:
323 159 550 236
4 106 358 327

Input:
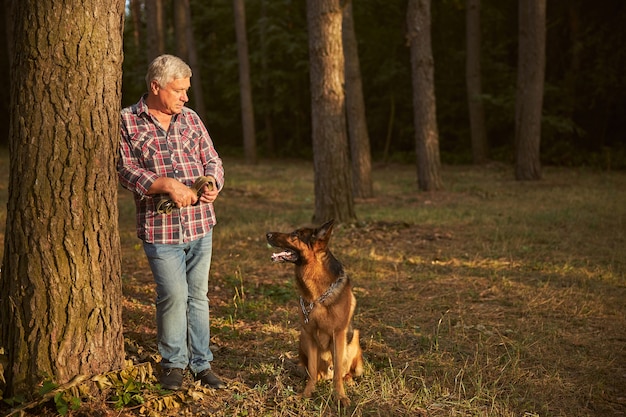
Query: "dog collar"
299 272 347 324
300 297 315 324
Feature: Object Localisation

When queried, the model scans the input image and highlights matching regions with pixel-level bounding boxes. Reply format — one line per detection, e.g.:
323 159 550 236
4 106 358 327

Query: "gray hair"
145 54 192 89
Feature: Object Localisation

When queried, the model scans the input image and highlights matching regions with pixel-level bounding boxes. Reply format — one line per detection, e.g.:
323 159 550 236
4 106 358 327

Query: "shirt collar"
137 94 151 117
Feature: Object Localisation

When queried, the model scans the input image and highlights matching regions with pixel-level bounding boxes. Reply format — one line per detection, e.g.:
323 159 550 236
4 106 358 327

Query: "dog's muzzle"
266 233 299 263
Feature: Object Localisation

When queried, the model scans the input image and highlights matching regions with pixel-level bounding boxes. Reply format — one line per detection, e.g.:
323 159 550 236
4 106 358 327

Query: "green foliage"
109 378 147 409
38 381 57 397
36 380 81 416
52 392 80 416
2 395 26 407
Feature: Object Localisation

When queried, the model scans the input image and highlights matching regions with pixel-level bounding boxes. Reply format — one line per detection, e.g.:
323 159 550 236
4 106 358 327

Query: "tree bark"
515 0 546 181
0 0 12 147
466 0 488 164
234 0 257 164
307 0 356 223
343 0 373 199
0 0 125 396
407 0 443 191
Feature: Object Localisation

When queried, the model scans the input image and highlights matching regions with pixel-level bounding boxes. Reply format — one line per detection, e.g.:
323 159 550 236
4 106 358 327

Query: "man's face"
151 77 190 115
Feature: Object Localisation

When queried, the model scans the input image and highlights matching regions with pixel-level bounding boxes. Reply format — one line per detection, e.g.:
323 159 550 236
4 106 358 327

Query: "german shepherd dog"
266 220 364 405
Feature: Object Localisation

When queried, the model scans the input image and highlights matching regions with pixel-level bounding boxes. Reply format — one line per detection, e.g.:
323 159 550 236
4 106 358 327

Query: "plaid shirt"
118 96 224 244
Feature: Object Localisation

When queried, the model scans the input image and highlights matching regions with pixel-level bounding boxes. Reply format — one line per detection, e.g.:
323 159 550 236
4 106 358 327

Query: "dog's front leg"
301 332 318 397
332 329 349 405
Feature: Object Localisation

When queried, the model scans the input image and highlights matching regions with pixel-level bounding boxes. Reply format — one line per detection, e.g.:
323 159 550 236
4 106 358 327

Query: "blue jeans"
143 231 214 374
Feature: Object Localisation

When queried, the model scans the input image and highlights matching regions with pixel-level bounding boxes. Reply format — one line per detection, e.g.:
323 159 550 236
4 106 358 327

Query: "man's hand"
198 183 219 204
148 177 199 208
169 181 199 208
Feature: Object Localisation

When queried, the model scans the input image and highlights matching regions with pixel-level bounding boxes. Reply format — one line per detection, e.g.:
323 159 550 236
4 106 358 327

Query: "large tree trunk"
343 0 373 199
307 0 356 223
174 0 207 122
515 0 546 180
0 0 125 396
466 0 488 164
407 0 443 191
234 0 257 164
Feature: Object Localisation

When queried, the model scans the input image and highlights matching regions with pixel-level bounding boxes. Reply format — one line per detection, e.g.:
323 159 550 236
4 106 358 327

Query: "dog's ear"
315 219 335 242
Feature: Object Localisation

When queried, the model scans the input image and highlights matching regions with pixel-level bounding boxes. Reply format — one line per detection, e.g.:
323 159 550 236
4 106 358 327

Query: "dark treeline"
2 1 624 168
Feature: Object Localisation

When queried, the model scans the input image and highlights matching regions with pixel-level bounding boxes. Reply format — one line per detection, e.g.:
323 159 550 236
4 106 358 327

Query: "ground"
1 157 625 416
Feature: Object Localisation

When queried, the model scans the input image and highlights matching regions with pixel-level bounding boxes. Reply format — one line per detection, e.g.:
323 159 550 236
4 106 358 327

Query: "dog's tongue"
271 250 297 263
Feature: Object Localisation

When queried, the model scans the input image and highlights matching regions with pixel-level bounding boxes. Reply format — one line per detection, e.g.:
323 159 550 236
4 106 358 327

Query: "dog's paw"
302 382 316 398
343 374 356 386
337 395 351 407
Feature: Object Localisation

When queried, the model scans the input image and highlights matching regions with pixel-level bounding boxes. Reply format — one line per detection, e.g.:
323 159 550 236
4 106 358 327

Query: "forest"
114 0 626 168
0 1 625 416
0 1 624 167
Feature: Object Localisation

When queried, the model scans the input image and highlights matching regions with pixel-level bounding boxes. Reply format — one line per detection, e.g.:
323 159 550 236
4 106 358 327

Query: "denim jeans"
143 231 214 374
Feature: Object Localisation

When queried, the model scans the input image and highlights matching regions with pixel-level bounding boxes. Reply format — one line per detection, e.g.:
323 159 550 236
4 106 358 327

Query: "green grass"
1 152 625 416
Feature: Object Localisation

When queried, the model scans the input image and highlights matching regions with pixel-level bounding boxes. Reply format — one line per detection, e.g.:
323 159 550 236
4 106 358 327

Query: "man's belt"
156 176 216 215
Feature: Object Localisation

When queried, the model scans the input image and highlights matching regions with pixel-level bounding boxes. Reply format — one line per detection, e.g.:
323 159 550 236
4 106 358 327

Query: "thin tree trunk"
307 0 356 223
130 0 141 52
343 0 373 199
146 0 165 63
1 0 125 396
466 0 488 164
383 95 395 165
515 0 546 180
174 1 189 60
174 0 207 122
234 0 257 164
407 0 443 191
259 0 275 154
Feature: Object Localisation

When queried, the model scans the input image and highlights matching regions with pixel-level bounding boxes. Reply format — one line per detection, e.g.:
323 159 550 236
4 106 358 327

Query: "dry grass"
1 152 626 416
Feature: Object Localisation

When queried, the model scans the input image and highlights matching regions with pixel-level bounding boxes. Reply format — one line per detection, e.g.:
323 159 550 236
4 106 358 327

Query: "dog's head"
266 219 335 264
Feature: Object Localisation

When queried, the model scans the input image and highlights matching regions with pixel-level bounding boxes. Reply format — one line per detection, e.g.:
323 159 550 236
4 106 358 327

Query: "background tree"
175 1 190 62
234 0 257 164
174 0 207 122
307 0 356 223
515 0 546 180
0 0 125 395
466 0 488 164
129 0 142 53
145 0 165 63
407 0 443 191
343 0 374 199
257 0 276 154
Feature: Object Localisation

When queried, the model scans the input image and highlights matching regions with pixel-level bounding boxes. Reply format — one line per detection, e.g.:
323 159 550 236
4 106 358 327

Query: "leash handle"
156 176 216 214
191 176 215 195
